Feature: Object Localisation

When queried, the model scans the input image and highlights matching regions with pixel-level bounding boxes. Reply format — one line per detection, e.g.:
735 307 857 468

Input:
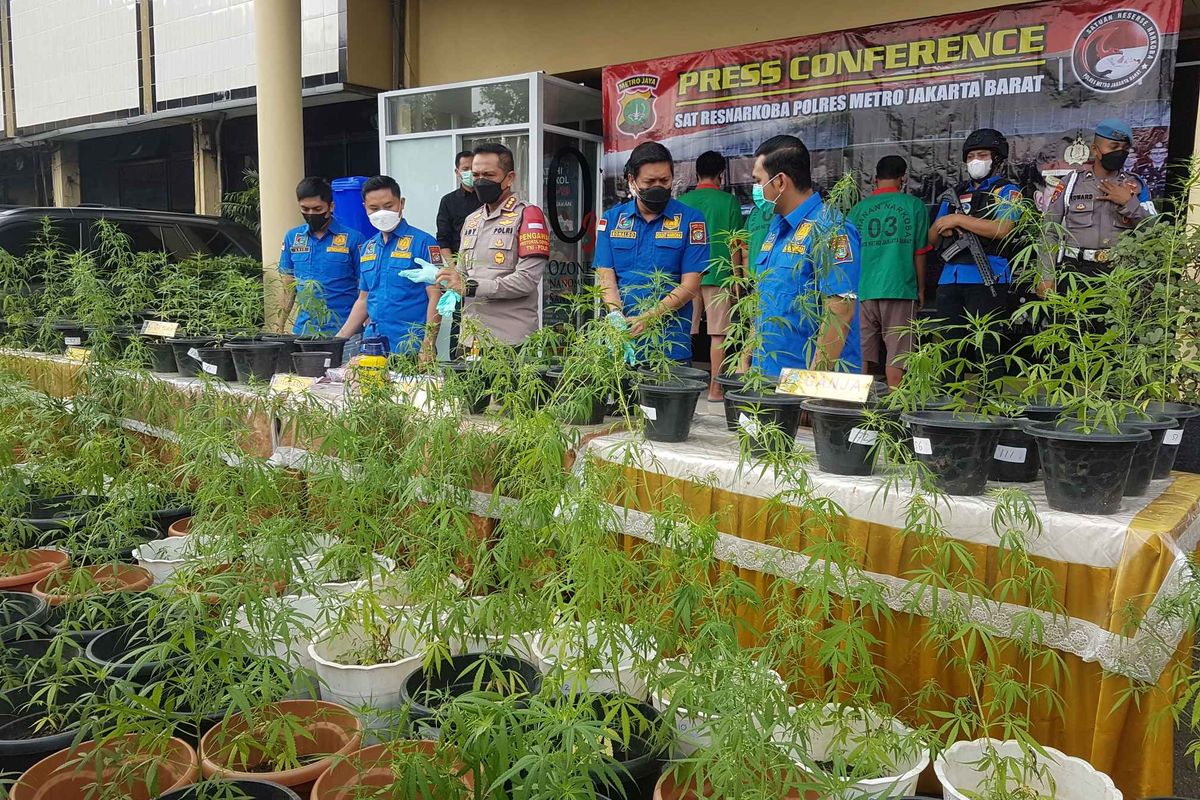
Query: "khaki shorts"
860 298 917 368
691 285 734 336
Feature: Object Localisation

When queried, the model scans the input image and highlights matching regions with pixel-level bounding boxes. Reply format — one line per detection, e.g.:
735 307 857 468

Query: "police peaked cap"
1094 118 1134 145
962 128 1009 161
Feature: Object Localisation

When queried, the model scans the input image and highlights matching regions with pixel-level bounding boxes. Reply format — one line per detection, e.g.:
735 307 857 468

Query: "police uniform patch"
831 234 853 264
518 207 551 258
290 232 309 254
333 233 348 247
597 217 608 232
762 231 778 252
361 240 378 262
662 214 681 231
494 252 506 265
689 221 707 245
493 237 506 248
502 196 518 212
398 236 413 251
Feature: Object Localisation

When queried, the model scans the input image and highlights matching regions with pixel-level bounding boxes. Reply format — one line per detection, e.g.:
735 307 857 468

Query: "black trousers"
934 282 1012 368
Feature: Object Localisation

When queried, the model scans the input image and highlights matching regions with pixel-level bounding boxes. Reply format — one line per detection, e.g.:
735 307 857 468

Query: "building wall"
412 0 1032 86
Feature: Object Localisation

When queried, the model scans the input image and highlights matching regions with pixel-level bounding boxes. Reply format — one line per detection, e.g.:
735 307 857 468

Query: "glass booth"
378 73 602 352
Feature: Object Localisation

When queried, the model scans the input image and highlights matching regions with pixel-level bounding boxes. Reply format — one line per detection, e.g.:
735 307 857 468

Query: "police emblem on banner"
1072 9 1161 93
614 74 660 136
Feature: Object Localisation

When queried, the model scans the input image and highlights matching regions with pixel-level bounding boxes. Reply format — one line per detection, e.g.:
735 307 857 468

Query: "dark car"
0 205 260 262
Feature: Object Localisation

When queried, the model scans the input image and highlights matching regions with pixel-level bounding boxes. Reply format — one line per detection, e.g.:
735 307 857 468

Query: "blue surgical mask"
460 170 475 189
753 173 782 213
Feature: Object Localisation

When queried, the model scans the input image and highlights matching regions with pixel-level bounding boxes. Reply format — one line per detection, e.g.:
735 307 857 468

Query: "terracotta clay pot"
32 564 154 606
0 550 69 593
311 740 474 800
654 771 818 800
167 516 192 537
200 699 364 797
9 734 199 800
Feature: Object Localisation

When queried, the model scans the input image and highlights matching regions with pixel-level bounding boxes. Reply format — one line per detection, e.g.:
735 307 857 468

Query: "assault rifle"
938 189 998 297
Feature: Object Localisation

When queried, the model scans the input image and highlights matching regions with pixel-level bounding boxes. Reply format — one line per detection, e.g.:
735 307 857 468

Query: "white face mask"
368 209 401 233
966 158 992 181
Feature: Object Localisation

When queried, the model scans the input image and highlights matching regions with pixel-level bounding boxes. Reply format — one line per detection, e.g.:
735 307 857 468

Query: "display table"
580 415 1200 798
4 349 1198 797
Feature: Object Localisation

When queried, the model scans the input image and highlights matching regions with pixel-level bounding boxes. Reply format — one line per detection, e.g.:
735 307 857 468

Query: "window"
0 219 85 259
181 225 248 257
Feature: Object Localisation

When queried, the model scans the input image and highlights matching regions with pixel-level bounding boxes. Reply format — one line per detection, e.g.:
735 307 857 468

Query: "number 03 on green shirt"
846 188 930 301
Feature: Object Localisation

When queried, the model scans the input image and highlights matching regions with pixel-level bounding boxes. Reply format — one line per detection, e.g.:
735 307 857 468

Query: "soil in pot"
546 367 607 426
726 390 806 457
1 638 84 689
199 699 364 795
32 564 153 606
1145 401 1200 478
802 399 900 476
402 653 543 736
1025 419 1150 514
259 333 300 374
51 320 87 353
446 361 492 414
147 339 180 373
296 336 348 368
310 740 474 800
1122 412 1177 496
900 412 1016 496
170 338 217 378
155 780 303 800
291 351 331 379
85 621 196 682
195 347 237 381
0 592 48 641
0 677 105 777
228 341 283 383
9 733 199 800
636 378 706 443
0 549 69 593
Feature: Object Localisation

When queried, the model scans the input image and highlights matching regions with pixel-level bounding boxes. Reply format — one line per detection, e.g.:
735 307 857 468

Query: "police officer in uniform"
928 128 1022 364
436 143 550 349
1043 118 1156 293
594 141 709 365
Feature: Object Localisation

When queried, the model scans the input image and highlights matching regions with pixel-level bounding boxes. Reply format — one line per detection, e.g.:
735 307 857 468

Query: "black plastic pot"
0 593 48 642
546 367 606 426
402 653 542 736
1122 412 1177 497
901 411 1016 496
446 360 492 414
296 335 348 367
258 332 299 374
584 695 666 800
638 364 709 384
0 677 103 777
1025 419 1150 514
51 320 87 353
291 350 331 378
713 373 747 432
147 339 179 373
85 621 194 682
147 496 193 537
227 341 283 383
802 399 899 476
14 493 106 545
170 337 216 377
1145 401 1200 479
155 781 303 800
636 378 706 443
726 390 806 457
47 588 150 644
988 404 1062 484
67 525 163 565
1 638 84 688
195 347 237 381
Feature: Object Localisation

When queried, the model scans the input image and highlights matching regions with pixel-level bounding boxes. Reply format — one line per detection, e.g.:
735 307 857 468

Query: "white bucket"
934 738 1121 800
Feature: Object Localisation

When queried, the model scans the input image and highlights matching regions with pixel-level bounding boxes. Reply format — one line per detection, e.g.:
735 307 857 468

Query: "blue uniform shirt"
593 198 709 361
278 219 365 336
359 219 441 354
934 175 1021 286
752 192 862 378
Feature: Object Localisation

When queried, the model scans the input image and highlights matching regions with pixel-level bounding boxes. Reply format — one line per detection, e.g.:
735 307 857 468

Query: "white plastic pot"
774 704 929 799
233 592 347 674
293 552 397 595
133 536 200 583
532 622 653 699
934 738 1121 800
308 618 428 714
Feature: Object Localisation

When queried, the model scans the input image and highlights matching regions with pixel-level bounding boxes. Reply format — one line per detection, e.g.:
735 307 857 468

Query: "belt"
1063 246 1111 263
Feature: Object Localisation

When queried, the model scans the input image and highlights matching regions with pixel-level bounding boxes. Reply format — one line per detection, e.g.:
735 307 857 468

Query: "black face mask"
474 178 505 206
1099 149 1130 173
302 212 330 234
634 185 672 214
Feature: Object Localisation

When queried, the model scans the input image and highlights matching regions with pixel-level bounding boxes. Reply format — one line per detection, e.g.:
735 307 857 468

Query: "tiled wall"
10 0 141 129
153 0 341 106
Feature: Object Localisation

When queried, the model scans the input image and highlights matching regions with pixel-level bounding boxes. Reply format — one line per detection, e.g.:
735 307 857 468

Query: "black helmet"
962 128 1009 161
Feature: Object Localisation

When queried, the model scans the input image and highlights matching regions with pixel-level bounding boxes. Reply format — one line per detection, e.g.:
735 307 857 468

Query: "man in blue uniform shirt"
747 135 861 377
594 141 708 364
278 177 366 337
336 175 442 357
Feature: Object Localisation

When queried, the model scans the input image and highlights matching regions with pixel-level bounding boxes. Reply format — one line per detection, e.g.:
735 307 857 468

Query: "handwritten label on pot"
912 436 932 455
848 427 878 446
64 336 82 346
323 357 331 368
269 374 316 395
186 347 200 360
201 361 218 375
994 445 1027 464
738 413 761 437
65 346 91 362
639 404 657 421
1164 429 1184 446
140 320 178 338
776 368 873 402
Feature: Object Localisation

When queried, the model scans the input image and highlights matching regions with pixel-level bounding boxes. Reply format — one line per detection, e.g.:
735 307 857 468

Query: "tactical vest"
944 177 1019 263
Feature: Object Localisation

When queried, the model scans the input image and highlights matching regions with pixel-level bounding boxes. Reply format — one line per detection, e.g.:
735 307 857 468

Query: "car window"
0 219 84 258
182 224 248 257
112 221 168 255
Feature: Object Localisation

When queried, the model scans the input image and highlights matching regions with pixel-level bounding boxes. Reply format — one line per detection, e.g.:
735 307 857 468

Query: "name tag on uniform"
656 230 683 240
327 246 349 254
610 230 637 239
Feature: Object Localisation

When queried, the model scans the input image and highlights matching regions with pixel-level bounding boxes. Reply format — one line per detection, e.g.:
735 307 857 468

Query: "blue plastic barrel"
331 177 374 239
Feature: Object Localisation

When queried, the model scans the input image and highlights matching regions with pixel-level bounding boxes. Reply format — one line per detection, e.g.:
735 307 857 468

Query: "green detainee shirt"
847 188 930 301
678 185 745 287
746 205 773 275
